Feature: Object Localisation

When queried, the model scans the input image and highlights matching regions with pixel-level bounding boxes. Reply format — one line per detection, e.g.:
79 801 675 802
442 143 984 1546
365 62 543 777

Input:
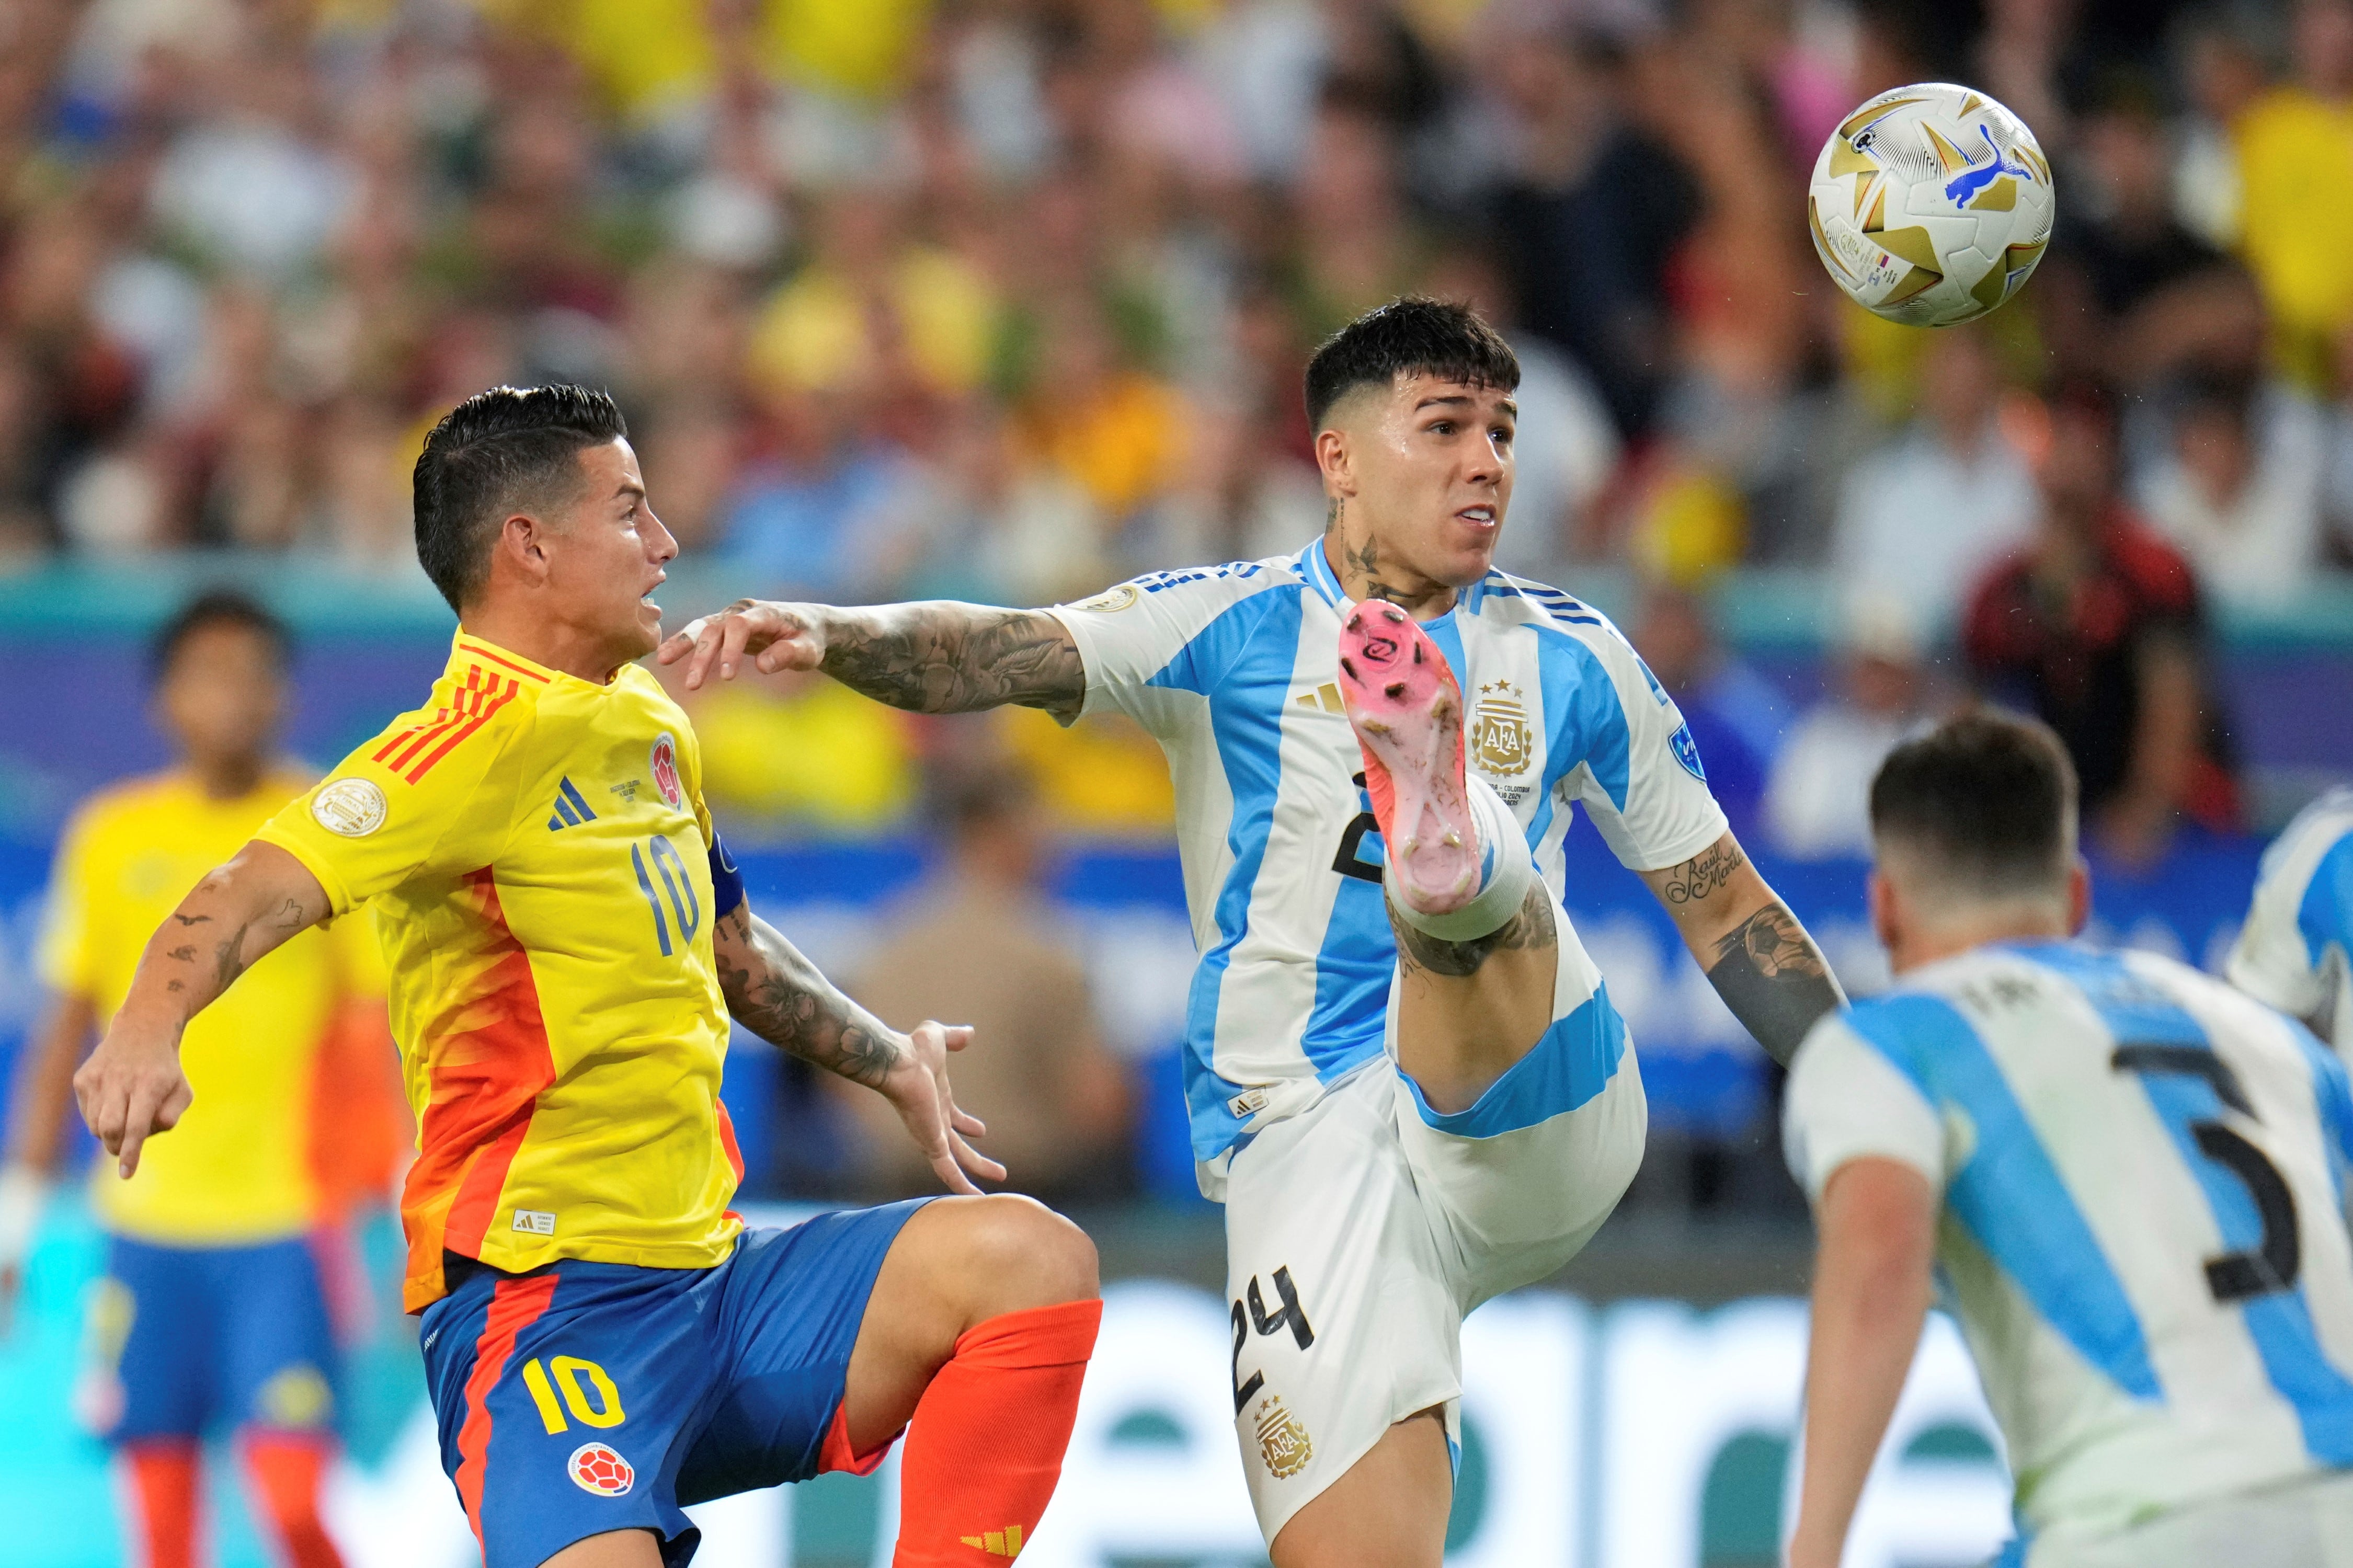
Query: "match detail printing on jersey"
1049 541 1725 1184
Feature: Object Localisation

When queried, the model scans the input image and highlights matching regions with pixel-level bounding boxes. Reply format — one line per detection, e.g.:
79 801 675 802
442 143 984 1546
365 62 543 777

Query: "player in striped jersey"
2231 787 2353 1060
663 299 1847 1564
1784 714 2353 1567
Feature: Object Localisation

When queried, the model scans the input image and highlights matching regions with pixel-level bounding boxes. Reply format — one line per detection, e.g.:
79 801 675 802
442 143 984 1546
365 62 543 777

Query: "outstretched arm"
73 841 330 1177
1787 1157 1939 1568
711 901 1006 1195
1638 831 1845 1067
659 600 1087 722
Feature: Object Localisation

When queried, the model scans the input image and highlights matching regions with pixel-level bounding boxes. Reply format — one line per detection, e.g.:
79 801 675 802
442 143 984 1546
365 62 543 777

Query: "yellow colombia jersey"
41 770 367 1244
258 632 742 1312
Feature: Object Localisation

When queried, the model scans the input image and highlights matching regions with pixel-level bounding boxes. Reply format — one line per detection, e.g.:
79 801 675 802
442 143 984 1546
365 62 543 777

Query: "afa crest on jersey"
1470 681 1535 780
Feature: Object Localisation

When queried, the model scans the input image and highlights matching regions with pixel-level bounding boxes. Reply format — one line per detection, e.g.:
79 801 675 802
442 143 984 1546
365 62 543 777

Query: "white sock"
1384 775 1538 942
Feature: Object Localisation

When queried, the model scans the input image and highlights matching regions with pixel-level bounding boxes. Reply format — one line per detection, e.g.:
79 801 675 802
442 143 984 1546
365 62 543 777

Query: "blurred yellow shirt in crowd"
750 250 1001 399
695 677 919 831
2234 87 2353 383
40 770 369 1245
1016 373 1183 519
501 0 931 118
1006 708 1176 834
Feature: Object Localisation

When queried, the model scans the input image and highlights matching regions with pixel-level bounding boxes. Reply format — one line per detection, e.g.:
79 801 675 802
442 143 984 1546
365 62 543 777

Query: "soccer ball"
1806 83 2056 327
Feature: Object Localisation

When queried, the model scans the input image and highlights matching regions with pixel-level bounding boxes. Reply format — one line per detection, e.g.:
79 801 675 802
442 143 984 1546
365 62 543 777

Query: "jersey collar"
1297 537 1350 609
1295 537 1484 629
447 629 561 689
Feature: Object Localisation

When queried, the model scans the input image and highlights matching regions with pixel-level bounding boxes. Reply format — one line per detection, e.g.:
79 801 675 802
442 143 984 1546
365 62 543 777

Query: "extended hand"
879 1021 1006 1196
658 600 827 690
72 1014 193 1180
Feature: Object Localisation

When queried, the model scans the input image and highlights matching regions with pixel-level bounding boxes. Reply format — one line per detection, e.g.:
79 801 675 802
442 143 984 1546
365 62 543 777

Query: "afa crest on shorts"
1252 1393 1313 1480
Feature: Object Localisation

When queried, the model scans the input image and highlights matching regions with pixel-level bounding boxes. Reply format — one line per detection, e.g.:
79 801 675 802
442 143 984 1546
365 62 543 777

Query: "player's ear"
495 511 554 587
1312 424 1351 496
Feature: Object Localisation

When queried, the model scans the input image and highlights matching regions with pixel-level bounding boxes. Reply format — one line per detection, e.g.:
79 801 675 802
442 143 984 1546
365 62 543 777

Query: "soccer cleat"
1336 601 1482 916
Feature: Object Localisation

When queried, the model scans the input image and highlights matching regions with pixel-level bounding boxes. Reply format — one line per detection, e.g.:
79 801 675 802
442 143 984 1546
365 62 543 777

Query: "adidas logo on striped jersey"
547 777 598 830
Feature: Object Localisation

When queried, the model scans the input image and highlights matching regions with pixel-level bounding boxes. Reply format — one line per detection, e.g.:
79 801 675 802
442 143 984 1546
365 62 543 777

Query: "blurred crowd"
6 0 2353 857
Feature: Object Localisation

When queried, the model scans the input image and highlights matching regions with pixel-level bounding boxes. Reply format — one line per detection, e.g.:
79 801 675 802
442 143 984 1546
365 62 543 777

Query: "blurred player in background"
666 299 1846 1567
2230 787 2353 1059
1784 714 2353 1568
1 591 405 1568
73 386 1102 1568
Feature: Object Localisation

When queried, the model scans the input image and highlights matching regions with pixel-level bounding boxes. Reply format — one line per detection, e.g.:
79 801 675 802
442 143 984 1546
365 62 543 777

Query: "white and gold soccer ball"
1806 83 2056 327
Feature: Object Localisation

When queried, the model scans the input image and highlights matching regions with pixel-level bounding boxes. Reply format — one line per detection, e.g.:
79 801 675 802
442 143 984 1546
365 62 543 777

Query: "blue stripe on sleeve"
1148 585 1314 1160
1401 984 1628 1138
2018 943 2353 1463
1523 627 1631 851
1845 991 2163 1400
2298 833 2353 972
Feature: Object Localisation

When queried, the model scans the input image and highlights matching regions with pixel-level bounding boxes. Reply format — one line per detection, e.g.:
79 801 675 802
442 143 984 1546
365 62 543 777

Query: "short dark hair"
1869 711 2079 900
150 589 291 683
412 384 627 612
1303 296 1520 432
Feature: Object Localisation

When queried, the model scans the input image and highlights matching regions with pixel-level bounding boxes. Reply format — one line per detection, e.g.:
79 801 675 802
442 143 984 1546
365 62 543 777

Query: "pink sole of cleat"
1335 601 1481 915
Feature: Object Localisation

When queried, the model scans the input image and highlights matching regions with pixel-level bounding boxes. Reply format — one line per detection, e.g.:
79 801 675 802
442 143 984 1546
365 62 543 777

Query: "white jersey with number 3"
1047 541 1725 1186
1785 941 2353 1553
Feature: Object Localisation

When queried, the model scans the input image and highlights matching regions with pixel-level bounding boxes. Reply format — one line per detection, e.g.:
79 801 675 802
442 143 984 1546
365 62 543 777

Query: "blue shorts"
418 1201 927 1568
89 1233 340 1444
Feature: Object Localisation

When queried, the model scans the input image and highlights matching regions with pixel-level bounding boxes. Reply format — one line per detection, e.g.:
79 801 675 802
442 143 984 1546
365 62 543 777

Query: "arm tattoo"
1391 883 1556 978
820 604 1086 721
1657 841 1746 906
1704 902 1845 1068
713 908 904 1088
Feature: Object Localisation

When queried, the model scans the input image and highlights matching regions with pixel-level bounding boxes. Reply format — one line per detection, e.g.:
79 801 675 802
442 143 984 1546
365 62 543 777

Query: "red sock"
890 1299 1102 1566
241 1434 346 1568
122 1441 199 1568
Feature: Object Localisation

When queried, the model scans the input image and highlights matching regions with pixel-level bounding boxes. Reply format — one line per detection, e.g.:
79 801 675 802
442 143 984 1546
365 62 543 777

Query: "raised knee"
953 1194 1099 1314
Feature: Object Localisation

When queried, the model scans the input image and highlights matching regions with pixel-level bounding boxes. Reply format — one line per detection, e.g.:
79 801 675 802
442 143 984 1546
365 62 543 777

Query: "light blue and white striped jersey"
1786 941 2353 1543
2232 787 2353 1060
1049 541 1726 1182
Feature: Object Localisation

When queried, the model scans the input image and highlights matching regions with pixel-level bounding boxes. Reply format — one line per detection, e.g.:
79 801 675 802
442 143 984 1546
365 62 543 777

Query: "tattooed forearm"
1658 841 1746 906
714 908 904 1088
1704 902 1845 1067
818 604 1086 721
1391 883 1556 978
127 846 328 1032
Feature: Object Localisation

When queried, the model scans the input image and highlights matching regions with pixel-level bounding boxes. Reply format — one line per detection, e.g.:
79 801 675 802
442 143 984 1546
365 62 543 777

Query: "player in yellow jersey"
73 385 1103 1568
3 592 393 1568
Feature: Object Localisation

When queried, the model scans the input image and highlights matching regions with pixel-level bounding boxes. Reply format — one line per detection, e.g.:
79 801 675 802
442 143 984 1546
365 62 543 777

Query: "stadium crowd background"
7 0 2353 1228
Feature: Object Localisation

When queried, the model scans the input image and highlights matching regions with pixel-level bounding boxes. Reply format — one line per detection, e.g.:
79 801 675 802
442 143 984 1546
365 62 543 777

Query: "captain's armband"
708 833 745 921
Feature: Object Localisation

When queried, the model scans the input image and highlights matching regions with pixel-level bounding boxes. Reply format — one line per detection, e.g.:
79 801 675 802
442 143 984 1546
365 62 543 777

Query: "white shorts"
1219 900 1647 1543
2024 1469 2353 1567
